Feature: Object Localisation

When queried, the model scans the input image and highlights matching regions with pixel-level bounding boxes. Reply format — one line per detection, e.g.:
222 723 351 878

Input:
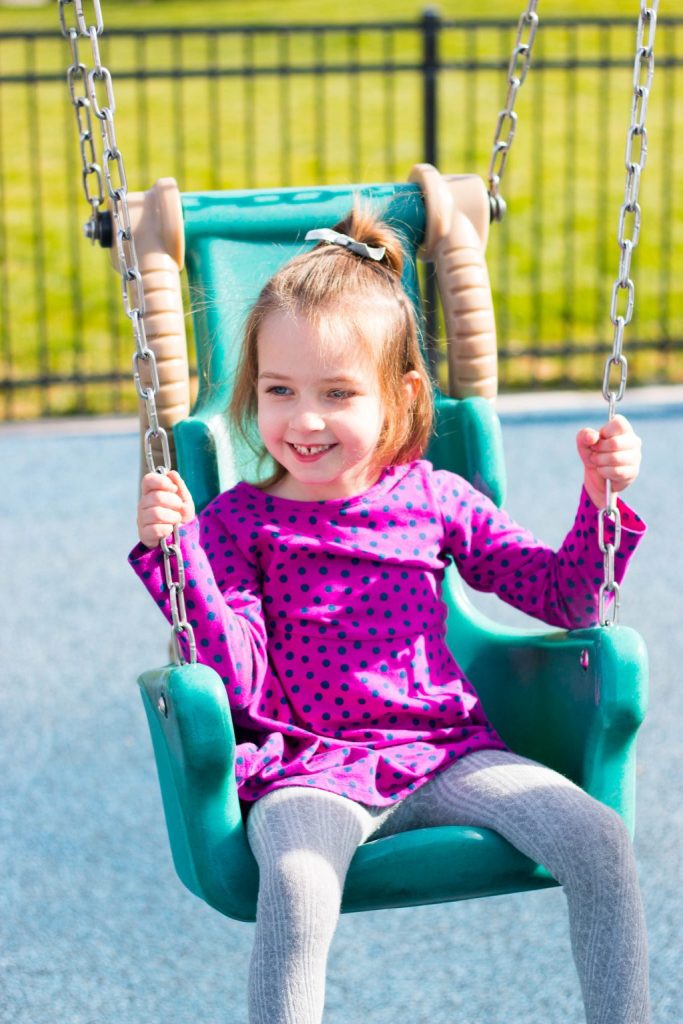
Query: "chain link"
487 0 539 221
59 0 196 665
598 0 658 627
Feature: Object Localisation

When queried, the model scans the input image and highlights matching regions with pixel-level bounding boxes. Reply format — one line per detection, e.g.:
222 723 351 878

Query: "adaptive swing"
59 1 656 923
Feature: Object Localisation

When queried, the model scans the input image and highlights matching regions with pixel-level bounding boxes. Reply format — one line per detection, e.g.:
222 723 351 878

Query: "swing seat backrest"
135 178 648 922
170 179 504 510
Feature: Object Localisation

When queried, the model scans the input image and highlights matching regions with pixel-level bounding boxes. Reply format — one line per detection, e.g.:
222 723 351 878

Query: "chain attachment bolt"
489 193 507 223
83 209 113 247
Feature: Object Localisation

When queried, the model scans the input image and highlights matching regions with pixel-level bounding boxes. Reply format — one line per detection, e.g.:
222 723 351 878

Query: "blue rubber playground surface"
1 392 682 1024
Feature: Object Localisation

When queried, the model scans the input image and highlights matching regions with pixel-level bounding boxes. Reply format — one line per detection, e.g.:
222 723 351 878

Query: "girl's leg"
246 786 388 1024
379 749 650 1024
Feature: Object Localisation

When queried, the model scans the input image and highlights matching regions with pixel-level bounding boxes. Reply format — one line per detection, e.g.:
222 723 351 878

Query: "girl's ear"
401 370 421 406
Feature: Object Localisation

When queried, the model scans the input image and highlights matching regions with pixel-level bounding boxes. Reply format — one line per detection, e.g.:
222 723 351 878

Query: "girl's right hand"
137 470 196 549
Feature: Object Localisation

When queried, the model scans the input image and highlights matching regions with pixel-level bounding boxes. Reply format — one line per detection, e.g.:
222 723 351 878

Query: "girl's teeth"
293 444 332 455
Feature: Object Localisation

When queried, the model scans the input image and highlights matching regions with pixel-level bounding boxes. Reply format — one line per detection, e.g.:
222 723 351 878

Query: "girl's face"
257 310 407 501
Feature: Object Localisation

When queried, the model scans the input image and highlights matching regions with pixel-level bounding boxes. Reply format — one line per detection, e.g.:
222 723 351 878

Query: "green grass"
0 1 658 31
0 2 681 417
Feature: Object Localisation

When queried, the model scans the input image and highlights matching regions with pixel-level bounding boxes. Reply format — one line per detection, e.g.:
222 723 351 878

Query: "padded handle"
112 178 190 476
409 165 497 401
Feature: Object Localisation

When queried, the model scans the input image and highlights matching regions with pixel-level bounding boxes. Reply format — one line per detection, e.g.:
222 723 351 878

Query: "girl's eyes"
264 386 355 401
327 389 354 400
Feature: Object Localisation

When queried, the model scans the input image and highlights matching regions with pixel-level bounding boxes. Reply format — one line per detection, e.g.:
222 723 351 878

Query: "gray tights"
246 750 650 1024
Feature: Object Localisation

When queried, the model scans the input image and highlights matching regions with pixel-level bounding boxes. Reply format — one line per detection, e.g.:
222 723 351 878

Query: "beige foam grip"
109 178 189 476
408 164 497 400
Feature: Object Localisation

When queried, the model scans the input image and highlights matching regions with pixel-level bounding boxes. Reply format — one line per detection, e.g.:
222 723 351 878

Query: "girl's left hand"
576 414 642 508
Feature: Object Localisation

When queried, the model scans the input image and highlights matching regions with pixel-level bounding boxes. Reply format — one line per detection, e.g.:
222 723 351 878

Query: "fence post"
422 7 440 167
421 7 441 371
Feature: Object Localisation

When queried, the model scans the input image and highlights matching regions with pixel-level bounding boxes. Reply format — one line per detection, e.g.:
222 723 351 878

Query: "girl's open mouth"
288 442 337 461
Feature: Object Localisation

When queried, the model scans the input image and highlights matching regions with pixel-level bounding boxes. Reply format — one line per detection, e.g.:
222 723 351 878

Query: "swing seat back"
134 176 648 922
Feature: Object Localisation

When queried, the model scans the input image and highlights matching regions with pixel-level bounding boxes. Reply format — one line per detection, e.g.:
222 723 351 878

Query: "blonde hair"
229 204 434 487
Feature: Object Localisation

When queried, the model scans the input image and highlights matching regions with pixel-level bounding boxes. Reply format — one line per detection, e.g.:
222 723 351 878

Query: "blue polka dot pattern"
129 460 645 806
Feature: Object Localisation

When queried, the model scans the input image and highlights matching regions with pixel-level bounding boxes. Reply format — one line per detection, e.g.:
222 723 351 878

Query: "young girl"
130 207 649 1024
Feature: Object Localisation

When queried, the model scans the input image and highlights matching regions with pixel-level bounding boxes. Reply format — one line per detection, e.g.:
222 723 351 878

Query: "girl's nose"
290 408 326 432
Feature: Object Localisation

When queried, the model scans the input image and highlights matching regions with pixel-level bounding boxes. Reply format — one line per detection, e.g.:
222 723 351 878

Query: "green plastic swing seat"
137 181 648 923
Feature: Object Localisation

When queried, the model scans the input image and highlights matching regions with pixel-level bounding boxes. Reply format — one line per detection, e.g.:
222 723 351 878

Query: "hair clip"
305 228 386 262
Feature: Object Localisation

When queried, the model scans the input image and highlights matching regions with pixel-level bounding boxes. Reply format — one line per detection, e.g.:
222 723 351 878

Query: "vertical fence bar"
464 25 478 170
349 28 361 182
279 31 292 186
314 30 326 184
63 86 86 413
421 7 440 372
172 32 186 188
26 38 49 415
241 32 254 190
243 32 255 188
105 243 121 413
495 26 510 368
383 29 396 181
658 30 674 379
562 25 577 383
137 34 150 188
594 24 612 386
106 43 124 412
0 65 12 418
422 8 439 167
207 32 221 189
530 34 544 356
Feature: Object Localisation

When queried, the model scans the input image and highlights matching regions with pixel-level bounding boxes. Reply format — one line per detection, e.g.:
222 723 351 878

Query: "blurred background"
1 5 682 1023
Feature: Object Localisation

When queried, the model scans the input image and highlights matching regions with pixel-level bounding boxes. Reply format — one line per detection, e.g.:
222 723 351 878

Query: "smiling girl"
131 206 649 1024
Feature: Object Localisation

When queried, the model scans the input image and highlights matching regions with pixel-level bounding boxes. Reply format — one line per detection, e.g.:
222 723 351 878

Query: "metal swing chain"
58 0 197 665
487 0 540 221
598 0 659 627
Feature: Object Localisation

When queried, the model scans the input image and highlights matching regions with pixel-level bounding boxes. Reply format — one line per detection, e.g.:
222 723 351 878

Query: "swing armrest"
138 663 259 921
140 663 235 778
564 625 649 830
445 574 649 836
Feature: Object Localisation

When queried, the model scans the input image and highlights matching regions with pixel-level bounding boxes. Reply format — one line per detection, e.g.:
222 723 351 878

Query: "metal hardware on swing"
59 0 197 666
487 0 540 222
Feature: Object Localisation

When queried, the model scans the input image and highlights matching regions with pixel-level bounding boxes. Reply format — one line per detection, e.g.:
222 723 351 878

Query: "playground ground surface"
1 388 681 1024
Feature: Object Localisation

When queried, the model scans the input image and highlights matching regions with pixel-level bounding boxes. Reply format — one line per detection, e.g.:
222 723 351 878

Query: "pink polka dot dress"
129 461 645 807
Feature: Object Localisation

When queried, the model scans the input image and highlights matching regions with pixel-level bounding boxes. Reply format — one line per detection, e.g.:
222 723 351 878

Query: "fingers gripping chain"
59 0 196 665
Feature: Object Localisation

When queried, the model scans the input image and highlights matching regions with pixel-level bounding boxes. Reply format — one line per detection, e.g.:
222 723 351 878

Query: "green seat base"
139 664 555 924
139 612 647 922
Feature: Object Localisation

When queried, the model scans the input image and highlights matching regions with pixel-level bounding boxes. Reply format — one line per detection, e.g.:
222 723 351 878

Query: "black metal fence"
0 14 682 419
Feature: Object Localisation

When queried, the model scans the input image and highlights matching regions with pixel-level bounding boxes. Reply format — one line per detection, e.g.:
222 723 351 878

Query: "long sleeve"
431 472 646 629
129 502 269 710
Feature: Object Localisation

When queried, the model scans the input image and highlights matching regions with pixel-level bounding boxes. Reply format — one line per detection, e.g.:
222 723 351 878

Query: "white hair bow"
305 228 386 262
